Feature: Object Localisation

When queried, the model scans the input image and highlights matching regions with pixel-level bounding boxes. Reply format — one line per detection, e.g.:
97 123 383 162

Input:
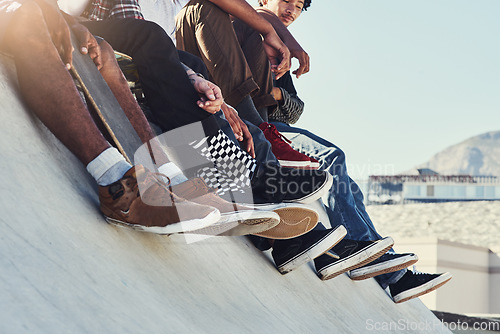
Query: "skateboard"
69 35 142 164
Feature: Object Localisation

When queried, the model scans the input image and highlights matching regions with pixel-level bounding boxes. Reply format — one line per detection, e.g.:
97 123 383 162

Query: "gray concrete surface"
0 55 451 333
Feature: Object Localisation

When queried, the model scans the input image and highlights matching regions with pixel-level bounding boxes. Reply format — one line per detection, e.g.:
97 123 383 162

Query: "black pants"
83 18 209 132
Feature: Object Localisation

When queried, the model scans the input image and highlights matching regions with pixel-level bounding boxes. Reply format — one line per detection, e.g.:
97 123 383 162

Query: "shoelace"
267 123 293 145
140 171 172 194
410 265 425 275
194 177 219 194
266 124 320 164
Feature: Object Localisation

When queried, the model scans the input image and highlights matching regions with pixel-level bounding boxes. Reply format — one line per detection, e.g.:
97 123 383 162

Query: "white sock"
158 162 188 185
86 147 132 186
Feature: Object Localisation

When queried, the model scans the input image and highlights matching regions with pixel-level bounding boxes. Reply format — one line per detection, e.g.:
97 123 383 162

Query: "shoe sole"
318 237 395 281
278 225 347 275
393 272 452 303
349 254 419 281
308 161 320 169
185 211 280 237
285 173 334 205
278 159 313 168
252 206 319 239
104 208 221 234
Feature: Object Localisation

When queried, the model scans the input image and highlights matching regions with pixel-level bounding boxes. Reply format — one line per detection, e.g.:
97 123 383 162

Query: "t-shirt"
139 0 188 43
58 0 89 16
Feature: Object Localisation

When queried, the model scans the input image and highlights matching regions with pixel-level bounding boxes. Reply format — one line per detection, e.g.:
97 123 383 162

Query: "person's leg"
176 3 314 170
3 2 110 166
79 22 261 201
175 0 270 126
97 39 174 169
272 122 380 238
176 0 258 108
1 3 224 233
271 121 404 287
84 18 330 210
83 18 208 132
84 19 261 185
232 18 276 116
176 51 278 169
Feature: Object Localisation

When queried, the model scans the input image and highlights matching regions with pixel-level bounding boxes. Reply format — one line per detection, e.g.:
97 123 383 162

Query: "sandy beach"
367 201 500 249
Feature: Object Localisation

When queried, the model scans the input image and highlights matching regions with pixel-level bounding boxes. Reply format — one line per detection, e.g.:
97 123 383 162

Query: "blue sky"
253 0 500 180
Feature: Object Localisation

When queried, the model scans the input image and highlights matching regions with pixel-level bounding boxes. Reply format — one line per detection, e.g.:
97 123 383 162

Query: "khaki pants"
175 0 276 110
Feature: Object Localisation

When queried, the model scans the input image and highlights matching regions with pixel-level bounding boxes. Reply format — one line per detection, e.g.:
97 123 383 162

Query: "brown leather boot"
98 166 220 234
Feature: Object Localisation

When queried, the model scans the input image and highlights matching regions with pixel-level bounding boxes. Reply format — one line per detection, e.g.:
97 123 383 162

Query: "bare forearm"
256 8 302 51
60 10 79 27
209 0 275 36
256 6 308 77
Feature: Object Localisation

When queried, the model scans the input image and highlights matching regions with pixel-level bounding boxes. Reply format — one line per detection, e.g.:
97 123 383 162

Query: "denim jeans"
271 121 405 288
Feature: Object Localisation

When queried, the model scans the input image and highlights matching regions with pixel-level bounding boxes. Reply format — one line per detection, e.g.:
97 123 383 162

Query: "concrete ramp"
0 55 451 333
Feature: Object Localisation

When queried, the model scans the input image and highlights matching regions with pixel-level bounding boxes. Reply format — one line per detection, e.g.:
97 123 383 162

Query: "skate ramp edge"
0 56 451 333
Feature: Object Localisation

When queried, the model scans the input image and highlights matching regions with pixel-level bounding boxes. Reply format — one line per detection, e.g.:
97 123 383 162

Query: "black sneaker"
314 237 394 281
349 253 419 281
389 269 452 303
251 163 333 204
272 226 347 274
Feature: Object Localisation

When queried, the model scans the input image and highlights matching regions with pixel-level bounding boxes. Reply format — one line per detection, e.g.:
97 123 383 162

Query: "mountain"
417 131 500 176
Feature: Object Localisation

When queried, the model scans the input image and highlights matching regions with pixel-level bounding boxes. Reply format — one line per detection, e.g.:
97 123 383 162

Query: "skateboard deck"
69 35 142 164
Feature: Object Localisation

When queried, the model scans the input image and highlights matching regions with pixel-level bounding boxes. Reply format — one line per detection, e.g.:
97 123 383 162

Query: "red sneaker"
259 122 316 169
309 157 320 169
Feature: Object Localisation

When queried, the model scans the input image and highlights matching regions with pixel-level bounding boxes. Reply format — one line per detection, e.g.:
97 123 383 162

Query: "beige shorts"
0 1 24 47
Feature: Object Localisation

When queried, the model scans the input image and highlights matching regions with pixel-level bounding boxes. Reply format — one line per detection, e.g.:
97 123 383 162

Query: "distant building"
394 237 500 315
366 169 500 205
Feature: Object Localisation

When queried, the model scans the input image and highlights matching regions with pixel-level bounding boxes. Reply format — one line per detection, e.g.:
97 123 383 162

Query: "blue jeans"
271 121 405 288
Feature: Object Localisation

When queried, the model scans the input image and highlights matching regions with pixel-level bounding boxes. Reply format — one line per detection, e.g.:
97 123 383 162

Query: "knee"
14 1 44 27
136 20 171 44
4 2 49 50
233 18 262 47
130 20 177 58
97 40 128 83
198 0 228 18
98 40 116 66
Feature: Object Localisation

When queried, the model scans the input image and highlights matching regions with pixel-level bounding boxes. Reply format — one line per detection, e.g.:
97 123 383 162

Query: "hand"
290 48 309 78
254 7 309 78
221 103 243 140
69 22 102 70
271 87 283 101
261 31 291 80
190 75 224 113
221 103 255 158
